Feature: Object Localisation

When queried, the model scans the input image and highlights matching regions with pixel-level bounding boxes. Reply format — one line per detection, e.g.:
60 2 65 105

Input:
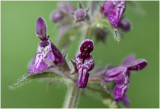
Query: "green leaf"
8 72 61 89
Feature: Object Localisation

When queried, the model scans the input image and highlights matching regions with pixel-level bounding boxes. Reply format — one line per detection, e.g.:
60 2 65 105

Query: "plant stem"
63 82 81 108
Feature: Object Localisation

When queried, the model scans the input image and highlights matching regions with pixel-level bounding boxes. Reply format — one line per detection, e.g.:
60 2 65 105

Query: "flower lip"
36 17 47 41
76 70 89 88
113 83 129 102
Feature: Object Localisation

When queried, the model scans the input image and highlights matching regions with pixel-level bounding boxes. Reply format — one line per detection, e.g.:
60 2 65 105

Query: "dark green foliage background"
1 1 159 108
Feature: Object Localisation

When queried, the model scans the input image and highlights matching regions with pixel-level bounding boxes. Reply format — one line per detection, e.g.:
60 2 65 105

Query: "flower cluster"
11 1 148 108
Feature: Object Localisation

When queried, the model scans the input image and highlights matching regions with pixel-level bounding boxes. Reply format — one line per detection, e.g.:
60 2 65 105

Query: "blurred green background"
1 1 159 108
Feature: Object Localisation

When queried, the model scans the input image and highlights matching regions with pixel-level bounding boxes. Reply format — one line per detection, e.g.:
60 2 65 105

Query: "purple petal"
108 1 126 28
123 54 136 66
80 40 94 59
76 68 89 88
27 40 55 73
44 48 55 63
121 94 130 106
106 66 126 77
50 40 63 65
127 59 148 71
101 1 114 17
36 17 47 41
104 66 129 84
113 83 129 102
75 53 94 73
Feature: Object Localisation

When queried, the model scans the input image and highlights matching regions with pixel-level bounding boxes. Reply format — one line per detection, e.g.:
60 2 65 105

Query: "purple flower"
102 0 126 28
119 19 131 31
75 40 94 88
51 10 64 22
28 17 63 73
103 54 148 106
75 9 86 21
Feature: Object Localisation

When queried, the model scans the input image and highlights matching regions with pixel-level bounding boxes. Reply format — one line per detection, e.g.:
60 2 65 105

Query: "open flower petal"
101 1 114 17
123 54 136 66
36 17 47 41
106 66 126 77
127 59 148 71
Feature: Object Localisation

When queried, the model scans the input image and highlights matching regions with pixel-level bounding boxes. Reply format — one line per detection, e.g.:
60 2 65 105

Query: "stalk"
63 82 81 108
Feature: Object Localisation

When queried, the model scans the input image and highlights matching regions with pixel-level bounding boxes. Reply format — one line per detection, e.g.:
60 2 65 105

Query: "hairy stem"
63 82 81 108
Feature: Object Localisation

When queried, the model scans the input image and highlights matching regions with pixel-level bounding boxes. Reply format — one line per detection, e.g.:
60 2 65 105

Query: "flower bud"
119 19 131 31
51 11 64 22
75 9 86 21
